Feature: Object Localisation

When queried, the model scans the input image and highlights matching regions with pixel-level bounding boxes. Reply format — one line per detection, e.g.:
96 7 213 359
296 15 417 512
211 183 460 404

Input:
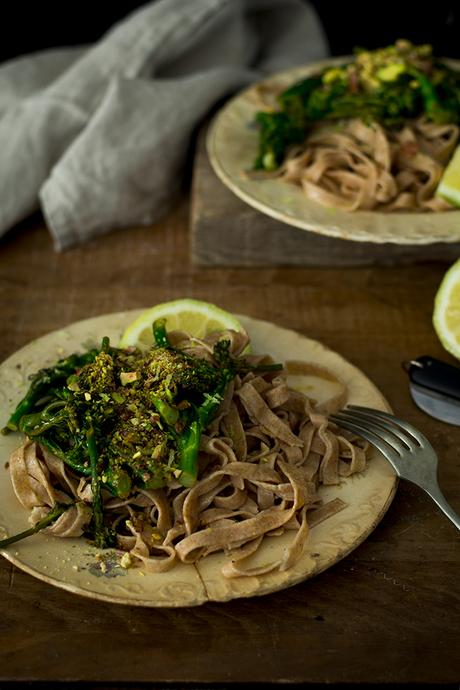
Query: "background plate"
0 311 397 606
207 58 460 245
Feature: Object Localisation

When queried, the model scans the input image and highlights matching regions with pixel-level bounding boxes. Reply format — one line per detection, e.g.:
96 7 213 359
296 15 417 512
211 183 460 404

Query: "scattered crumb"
120 552 133 569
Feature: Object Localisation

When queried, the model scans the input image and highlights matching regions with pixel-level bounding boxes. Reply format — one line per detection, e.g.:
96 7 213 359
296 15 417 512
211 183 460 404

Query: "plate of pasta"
207 41 460 244
0 309 397 606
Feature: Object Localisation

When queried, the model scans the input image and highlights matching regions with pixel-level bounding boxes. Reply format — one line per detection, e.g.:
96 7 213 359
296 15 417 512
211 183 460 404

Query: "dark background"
311 0 460 58
0 1 459 63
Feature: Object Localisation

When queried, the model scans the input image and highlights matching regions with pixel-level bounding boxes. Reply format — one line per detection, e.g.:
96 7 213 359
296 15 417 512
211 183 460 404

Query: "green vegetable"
4 323 283 548
175 338 283 487
151 395 179 426
176 368 235 487
253 40 460 171
2 350 99 434
254 112 306 170
0 503 69 549
408 66 457 124
86 415 109 548
152 318 171 349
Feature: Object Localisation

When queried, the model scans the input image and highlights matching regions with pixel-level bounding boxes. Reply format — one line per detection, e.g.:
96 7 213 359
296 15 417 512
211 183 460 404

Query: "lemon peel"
436 145 460 207
433 258 460 359
120 299 243 349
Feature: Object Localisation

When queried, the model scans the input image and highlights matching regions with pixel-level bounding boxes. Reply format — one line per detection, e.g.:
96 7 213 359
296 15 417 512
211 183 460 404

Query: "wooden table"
0 202 459 688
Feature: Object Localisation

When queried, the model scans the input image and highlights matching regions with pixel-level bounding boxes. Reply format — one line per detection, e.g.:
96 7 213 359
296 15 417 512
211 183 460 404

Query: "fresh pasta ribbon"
278 118 459 212
8 329 369 577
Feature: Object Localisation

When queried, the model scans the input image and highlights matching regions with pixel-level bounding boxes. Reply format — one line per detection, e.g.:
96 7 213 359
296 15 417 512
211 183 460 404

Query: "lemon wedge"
433 258 460 358
436 145 460 207
119 299 243 349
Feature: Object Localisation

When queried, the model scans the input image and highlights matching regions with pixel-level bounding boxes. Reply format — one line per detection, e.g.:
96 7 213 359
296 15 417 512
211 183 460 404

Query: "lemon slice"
119 299 243 349
436 145 460 206
433 258 460 358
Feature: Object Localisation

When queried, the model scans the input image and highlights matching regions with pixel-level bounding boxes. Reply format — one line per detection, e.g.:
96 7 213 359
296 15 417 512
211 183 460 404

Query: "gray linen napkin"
0 0 327 250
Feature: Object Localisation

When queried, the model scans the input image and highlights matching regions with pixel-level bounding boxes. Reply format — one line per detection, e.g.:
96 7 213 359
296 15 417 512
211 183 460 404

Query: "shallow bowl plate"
0 311 397 606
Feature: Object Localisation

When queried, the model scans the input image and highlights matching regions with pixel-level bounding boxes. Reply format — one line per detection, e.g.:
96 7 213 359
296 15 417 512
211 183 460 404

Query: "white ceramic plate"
0 311 397 606
207 58 460 245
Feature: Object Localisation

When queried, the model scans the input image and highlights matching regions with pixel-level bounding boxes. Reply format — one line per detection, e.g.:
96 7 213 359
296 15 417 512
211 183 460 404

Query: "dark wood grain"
191 128 460 267
0 200 459 686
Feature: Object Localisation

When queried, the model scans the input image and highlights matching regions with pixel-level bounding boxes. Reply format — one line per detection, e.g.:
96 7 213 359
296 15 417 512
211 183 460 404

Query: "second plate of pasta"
207 57 460 245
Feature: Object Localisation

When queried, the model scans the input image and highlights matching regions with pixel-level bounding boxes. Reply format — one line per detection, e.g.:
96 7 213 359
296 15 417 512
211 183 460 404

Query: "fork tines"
329 405 424 458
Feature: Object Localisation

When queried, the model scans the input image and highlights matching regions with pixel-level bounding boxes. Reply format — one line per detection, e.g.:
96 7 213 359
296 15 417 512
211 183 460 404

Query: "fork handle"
421 483 460 531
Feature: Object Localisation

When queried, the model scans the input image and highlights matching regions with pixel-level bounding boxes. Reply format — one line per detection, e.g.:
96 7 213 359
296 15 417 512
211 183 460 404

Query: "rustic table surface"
0 199 459 688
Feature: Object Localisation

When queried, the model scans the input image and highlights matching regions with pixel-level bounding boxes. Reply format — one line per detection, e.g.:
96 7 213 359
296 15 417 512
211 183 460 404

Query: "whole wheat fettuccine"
9 328 367 577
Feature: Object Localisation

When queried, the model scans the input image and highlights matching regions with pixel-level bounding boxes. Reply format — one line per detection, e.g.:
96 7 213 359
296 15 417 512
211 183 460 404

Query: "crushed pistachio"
120 371 138 386
120 552 133 569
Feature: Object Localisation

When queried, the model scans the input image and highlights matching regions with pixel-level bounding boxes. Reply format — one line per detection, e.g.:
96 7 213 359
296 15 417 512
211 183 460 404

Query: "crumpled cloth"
0 0 327 250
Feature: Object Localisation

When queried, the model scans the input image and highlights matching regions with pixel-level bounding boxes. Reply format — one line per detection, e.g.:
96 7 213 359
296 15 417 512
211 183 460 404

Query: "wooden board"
191 127 460 267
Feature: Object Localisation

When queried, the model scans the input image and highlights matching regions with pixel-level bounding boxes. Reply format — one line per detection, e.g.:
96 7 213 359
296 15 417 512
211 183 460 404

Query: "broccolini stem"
407 68 450 122
18 401 68 436
151 395 179 426
37 436 91 475
86 417 106 548
152 318 171 349
178 368 235 488
2 350 98 434
177 420 201 488
2 397 39 434
101 336 110 352
0 503 69 549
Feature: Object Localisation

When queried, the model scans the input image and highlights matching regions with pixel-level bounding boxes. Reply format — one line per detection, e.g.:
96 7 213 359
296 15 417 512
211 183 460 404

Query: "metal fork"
329 405 460 531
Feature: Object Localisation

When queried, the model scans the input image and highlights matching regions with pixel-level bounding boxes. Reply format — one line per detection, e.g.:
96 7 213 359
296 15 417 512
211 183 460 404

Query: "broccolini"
254 39 460 171
2 320 282 548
